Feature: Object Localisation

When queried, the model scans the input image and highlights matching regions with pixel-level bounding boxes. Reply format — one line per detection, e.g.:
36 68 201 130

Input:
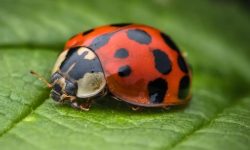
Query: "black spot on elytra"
178 75 190 99
82 29 94 36
152 49 172 75
160 32 180 52
178 55 189 73
89 32 114 50
127 29 152 44
60 47 103 80
148 78 168 103
118 65 131 77
110 23 131 27
114 48 129 58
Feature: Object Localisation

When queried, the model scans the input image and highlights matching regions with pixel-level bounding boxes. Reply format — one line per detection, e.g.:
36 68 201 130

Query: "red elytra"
62 24 192 107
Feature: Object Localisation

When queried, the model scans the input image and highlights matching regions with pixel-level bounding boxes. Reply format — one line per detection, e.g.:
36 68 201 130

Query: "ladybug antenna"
30 70 52 88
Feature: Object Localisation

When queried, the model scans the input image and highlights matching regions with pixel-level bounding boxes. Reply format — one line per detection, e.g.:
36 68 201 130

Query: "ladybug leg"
112 96 122 101
61 94 76 102
162 106 171 110
99 87 108 98
131 106 142 111
79 99 92 111
70 99 92 111
70 101 80 109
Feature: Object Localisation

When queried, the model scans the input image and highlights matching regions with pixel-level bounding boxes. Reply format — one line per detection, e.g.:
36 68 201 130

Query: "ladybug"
32 23 192 110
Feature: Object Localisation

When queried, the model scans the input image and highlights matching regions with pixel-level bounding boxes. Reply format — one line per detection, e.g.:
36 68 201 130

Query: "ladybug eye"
65 81 77 96
53 84 62 94
51 72 62 83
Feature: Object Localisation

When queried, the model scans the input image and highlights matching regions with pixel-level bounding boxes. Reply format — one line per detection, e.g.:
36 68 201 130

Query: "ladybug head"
50 47 107 102
50 72 77 102
30 70 77 102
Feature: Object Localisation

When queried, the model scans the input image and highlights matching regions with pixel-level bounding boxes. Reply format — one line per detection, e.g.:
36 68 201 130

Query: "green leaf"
0 0 249 150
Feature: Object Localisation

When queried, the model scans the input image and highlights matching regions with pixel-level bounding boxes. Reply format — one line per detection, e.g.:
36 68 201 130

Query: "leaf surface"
0 0 249 150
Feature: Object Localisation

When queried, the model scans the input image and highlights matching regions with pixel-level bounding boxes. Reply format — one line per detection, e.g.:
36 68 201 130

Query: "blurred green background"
0 0 250 150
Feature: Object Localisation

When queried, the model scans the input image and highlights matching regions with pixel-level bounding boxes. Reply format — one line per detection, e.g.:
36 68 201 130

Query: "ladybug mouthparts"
50 72 78 102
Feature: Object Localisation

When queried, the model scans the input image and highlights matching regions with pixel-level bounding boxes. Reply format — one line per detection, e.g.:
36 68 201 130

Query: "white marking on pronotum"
66 63 76 74
52 50 68 74
84 51 96 60
77 47 96 60
76 72 106 98
77 47 86 55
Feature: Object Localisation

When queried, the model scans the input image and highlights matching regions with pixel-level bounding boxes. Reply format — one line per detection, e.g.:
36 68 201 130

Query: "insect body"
39 24 192 110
